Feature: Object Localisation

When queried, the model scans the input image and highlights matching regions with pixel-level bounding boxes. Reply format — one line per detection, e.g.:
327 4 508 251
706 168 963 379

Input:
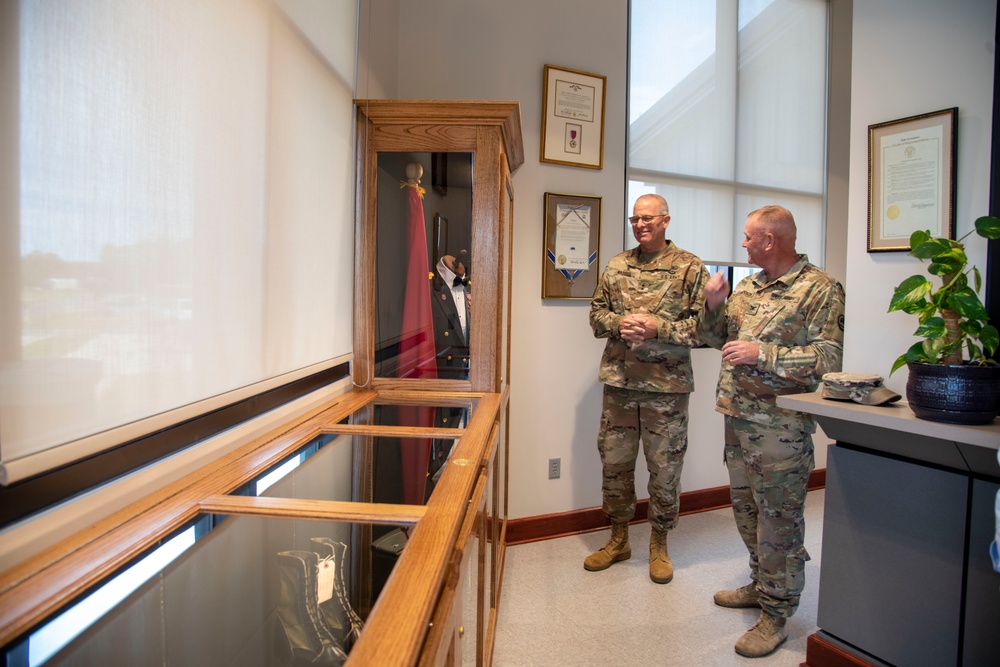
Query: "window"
627 0 829 266
0 1 357 488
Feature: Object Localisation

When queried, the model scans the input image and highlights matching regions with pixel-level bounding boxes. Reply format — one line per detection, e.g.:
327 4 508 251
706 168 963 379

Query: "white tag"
317 556 335 604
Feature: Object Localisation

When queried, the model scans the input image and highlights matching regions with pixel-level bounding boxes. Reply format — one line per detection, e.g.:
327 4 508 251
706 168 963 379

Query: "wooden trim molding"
197 496 427 525
802 633 875 667
506 468 827 545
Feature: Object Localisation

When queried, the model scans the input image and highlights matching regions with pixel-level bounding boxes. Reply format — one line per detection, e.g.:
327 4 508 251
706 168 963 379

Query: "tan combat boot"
714 582 760 608
583 520 630 571
734 611 787 657
648 526 673 583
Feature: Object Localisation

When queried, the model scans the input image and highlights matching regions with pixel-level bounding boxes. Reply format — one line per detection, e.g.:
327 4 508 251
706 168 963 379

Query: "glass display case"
0 100 521 667
353 99 523 395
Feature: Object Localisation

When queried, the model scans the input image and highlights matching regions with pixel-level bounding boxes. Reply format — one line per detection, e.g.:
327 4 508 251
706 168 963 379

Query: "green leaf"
909 237 953 260
890 354 909 376
888 275 932 313
891 341 928 375
981 324 999 356
974 215 1000 240
947 287 989 320
959 319 983 336
928 256 964 276
909 230 931 249
921 337 944 360
916 304 939 324
913 317 946 338
973 266 982 293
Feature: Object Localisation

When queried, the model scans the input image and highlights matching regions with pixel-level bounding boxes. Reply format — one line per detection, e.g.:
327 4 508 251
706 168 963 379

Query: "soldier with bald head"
699 205 845 658
587 194 709 585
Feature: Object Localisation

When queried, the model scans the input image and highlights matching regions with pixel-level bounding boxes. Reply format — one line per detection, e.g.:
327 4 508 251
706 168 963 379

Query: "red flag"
396 183 438 380
397 181 436 505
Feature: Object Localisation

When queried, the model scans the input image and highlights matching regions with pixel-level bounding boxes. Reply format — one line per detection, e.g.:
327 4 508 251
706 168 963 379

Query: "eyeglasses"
628 214 666 226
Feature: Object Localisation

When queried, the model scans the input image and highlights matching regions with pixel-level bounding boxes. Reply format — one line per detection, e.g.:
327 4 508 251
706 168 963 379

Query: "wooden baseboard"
802 633 873 667
506 468 826 545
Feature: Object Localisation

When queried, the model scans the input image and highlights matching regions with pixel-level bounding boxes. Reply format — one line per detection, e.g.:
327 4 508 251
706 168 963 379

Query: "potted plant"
887 215 1000 424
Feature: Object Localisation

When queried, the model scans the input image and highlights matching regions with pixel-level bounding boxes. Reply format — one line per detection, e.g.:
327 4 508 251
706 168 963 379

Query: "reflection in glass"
242 434 348 501
374 153 474 381
369 404 467 507
4 513 396 667
461 495 483 665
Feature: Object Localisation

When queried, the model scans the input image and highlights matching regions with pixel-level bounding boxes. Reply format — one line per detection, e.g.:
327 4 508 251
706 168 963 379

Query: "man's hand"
705 270 730 311
619 313 656 343
721 340 760 366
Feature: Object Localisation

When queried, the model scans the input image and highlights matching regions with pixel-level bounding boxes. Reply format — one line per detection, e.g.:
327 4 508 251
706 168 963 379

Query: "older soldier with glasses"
699 205 844 658
587 193 709 584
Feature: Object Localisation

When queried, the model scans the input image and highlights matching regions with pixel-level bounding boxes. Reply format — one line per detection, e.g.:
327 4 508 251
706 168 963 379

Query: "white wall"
844 0 996 390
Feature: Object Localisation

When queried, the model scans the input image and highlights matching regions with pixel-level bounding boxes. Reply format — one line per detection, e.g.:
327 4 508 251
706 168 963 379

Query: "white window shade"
628 0 827 265
0 0 357 481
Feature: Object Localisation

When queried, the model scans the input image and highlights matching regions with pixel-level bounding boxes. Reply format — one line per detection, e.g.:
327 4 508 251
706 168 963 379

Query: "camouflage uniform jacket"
698 254 845 432
590 241 708 393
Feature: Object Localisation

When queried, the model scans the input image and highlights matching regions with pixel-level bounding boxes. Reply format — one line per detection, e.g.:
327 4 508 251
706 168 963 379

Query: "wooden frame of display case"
0 387 507 667
353 99 523 394
352 99 522 665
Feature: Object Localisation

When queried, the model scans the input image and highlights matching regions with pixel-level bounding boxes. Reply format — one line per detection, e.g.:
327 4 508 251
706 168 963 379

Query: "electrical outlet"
548 457 561 479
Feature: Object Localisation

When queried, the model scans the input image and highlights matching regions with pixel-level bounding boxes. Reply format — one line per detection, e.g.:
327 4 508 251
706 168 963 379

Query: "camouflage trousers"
597 385 690 532
724 415 814 618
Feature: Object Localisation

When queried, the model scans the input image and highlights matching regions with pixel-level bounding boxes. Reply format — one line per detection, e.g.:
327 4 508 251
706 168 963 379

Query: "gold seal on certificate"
558 254 567 265
886 205 900 220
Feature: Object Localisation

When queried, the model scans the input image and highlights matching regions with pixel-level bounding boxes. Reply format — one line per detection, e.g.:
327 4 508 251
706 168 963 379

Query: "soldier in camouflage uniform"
698 205 844 658
587 194 709 584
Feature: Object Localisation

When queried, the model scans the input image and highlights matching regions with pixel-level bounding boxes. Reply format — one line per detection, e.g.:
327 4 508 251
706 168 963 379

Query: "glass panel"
245 433 353 501
501 177 513 389
374 152 474 381
368 402 471 506
6 513 405 667
460 492 484 666
228 401 474 508
369 401 475 428
481 462 494 635
497 408 507 526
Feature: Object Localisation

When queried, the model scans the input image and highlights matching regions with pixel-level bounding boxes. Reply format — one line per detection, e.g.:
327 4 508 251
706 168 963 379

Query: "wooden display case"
0 101 521 667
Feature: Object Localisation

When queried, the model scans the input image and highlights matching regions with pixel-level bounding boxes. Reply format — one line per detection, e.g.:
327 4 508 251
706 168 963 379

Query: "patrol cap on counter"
821 372 901 406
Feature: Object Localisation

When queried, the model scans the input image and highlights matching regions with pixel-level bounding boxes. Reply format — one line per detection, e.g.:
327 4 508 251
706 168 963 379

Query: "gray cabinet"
778 393 1000 667
820 445 968 666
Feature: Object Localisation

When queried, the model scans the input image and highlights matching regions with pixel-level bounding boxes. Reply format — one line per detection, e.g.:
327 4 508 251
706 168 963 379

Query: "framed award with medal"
542 192 601 299
540 64 606 169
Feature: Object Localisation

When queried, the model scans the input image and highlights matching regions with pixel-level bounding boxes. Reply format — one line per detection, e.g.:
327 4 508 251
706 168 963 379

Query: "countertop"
778 391 1000 450
778 392 999 477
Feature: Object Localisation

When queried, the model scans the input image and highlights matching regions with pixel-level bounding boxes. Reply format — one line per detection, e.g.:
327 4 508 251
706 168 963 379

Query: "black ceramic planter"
905 361 1000 425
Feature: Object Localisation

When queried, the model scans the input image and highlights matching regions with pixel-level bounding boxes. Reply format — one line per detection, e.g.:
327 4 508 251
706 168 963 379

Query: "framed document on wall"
540 65 606 170
867 107 957 252
542 192 601 299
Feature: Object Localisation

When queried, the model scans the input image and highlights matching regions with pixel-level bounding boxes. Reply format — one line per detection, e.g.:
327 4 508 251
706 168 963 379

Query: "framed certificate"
540 65 606 170
542 192 601 299
867 108 957 252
